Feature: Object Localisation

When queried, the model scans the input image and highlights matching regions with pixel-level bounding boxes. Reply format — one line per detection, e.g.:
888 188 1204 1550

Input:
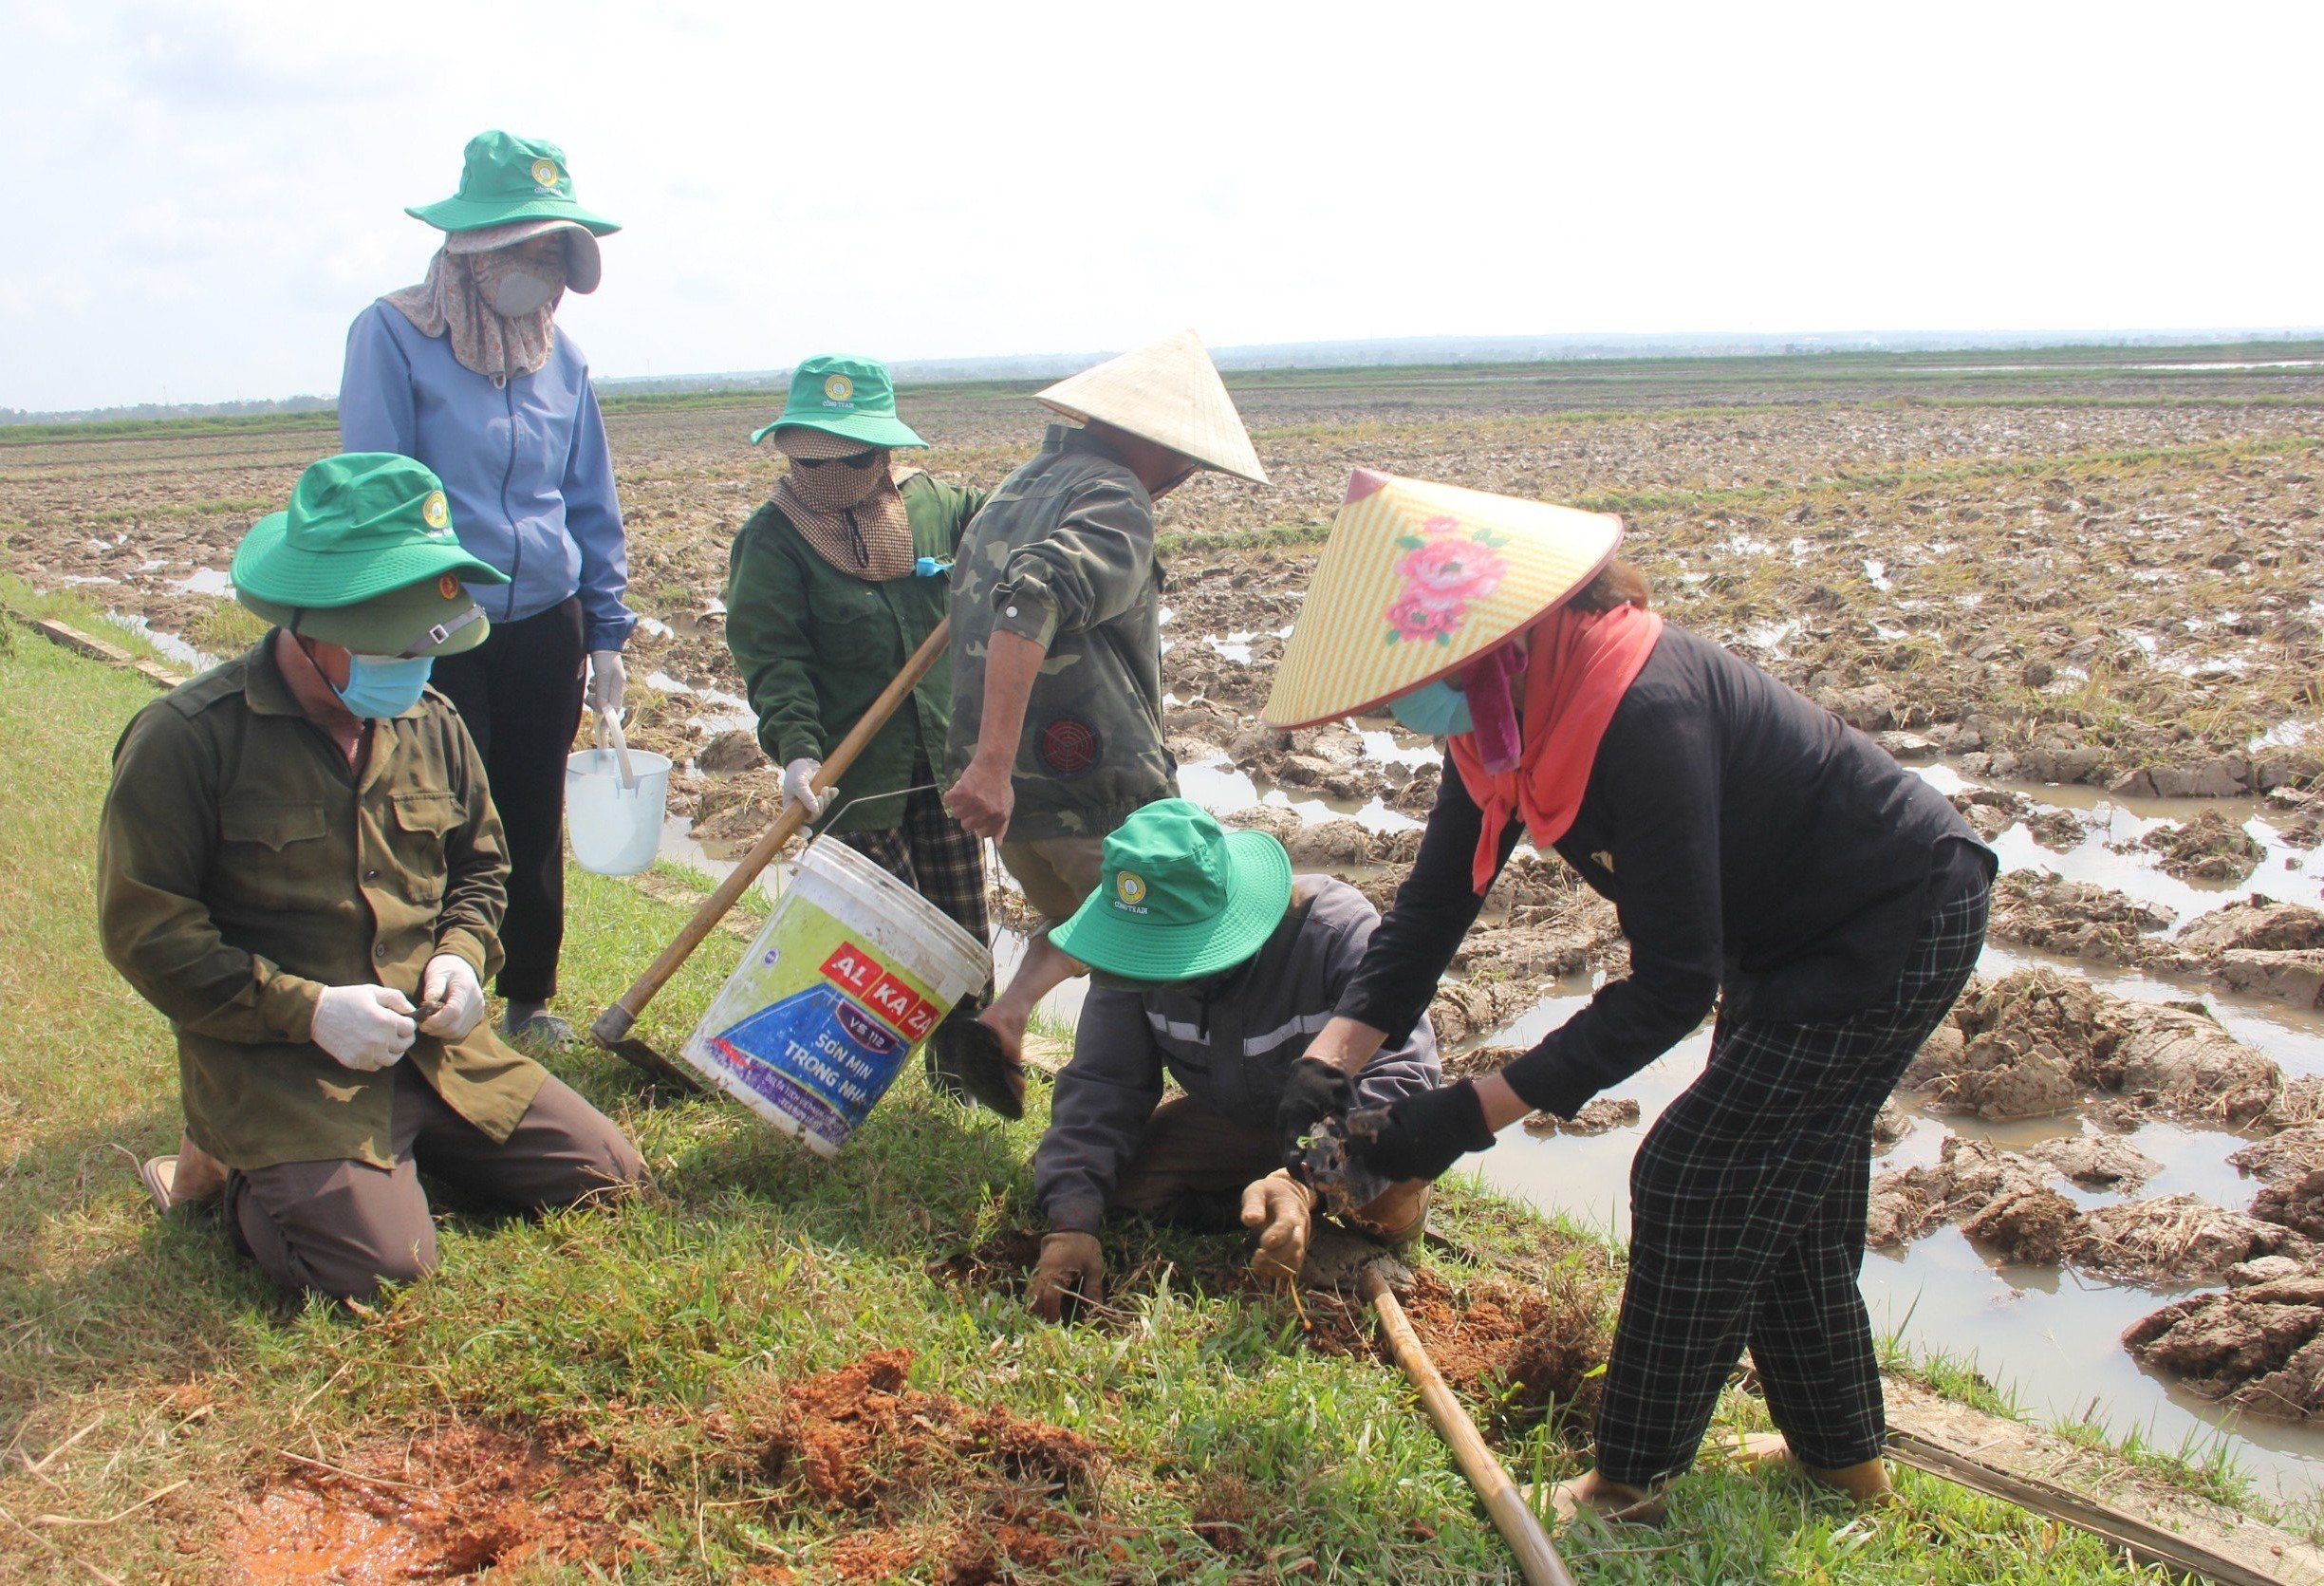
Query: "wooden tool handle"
1362 1267 1577 1586
597 618 952 1035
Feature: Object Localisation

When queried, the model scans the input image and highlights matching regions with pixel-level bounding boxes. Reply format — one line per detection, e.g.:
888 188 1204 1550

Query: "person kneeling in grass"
99 453 646 1302
1025 799 1440 1320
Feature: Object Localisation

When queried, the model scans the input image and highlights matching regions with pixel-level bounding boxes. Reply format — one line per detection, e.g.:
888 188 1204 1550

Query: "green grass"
0 625 2271 1581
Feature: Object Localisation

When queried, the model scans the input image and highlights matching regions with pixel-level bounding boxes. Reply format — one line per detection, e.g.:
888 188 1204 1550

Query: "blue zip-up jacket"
338 301 636 653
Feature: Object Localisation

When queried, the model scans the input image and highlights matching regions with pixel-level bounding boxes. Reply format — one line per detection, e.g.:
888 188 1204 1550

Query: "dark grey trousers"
225 1062 644 1301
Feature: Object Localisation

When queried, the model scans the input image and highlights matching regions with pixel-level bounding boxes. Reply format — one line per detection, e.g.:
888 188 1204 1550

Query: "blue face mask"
1386 678 1473 737
335 653 435 718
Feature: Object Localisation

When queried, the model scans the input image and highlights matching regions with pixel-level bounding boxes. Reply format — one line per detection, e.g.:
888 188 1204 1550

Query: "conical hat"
1036 330 1268 484
1262 470 1624 729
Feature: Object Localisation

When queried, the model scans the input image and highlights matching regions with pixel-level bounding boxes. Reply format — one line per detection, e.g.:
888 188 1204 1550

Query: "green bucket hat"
406 131 621 236
749 355 928 451
1049 799 1293 981
232 454 509 656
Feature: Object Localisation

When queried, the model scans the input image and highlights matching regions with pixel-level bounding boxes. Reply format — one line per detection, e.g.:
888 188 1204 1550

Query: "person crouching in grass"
99 453 645 1301
1024 799 1441 1320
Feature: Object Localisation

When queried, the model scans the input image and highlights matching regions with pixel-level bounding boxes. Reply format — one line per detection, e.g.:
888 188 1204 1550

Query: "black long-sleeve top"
1336 624 1986 1118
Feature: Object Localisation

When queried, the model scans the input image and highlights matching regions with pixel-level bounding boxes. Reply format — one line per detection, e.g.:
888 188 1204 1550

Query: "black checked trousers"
1593 862 1991 1487
834 773 992 1002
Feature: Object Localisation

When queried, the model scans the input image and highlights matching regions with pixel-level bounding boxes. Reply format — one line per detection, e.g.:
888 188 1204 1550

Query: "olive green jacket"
944 425 1177 841
96 636 547 1171
724 472 987 834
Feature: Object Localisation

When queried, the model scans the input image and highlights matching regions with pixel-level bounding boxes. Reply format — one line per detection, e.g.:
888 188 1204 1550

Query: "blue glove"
915 556 954 578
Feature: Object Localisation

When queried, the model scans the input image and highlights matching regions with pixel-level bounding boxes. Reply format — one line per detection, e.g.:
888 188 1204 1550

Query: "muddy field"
8 352 2324 1483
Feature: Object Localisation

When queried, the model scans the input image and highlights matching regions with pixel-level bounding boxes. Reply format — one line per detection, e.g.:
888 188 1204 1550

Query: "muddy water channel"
644 665 2324 1496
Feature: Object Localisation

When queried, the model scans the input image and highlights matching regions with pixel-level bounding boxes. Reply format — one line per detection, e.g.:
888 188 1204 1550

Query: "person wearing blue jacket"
341 131 635 1045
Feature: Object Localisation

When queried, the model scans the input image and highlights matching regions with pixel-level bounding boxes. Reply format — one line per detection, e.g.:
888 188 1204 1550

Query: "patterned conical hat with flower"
1262 470 1624 729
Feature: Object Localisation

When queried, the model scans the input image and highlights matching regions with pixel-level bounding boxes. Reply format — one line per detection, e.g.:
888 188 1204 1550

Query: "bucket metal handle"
816 781 939 832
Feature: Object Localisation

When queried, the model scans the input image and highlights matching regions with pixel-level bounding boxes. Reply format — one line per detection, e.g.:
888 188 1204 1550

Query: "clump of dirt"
2124 1276 2324 1421
2231 1122 2324 1186
2251 1168 2324 1241
1457 894 1627 986
2027 1132 2161 1190
2141 810 2267 883
1523 1097 1641 1137
1901 982 2082 1120
2065 1194 2297 1284
2178 895 2324 955
1928 968 2284 1127
1947 787 2029 843
756 1349 1104 1515
1312 1269 1613 1440
1870 1098 1913 1149
925 1226 1046 1297
1426 978 1542 1046
225 1421 623 1584
1867 1136 2080 1263
1987 871 2183 969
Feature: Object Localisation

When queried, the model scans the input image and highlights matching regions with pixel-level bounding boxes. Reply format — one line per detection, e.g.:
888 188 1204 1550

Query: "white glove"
781 757 825 817
311 984 417 1072
417 953 485 1039
586 649 626 716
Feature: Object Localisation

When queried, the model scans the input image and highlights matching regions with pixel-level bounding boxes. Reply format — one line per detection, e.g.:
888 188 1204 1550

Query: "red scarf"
1446 602 1664 893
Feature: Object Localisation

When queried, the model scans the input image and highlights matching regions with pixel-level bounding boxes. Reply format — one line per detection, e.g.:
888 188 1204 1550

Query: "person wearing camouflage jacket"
936 331 1268 1105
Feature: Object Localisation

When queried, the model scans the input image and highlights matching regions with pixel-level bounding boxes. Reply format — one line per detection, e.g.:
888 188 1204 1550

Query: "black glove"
1275 1056 1353 1169
1347 1081 1498 1183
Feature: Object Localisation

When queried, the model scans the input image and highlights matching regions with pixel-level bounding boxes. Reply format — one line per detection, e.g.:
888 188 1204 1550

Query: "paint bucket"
567 712 671 877
680 835 991 1155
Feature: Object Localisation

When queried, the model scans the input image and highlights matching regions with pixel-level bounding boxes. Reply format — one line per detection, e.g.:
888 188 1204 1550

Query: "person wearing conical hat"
1021 800 1441 1321
724 356 999 1104
1261 471 1992 1522
934 331 1268 1108
340 130 636 1048
97 454 645 1299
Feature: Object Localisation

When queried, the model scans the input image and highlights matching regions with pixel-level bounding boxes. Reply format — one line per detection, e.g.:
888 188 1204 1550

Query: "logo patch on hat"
822 373 856 405
421 491 451 531
530 157 561 191
437 572 461 600
1115 871 1147 908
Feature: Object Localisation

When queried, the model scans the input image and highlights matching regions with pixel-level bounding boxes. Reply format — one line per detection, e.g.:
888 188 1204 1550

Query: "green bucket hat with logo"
749 355 928 451
232 454 509 657
406 130 621 236
1050 799 1293 981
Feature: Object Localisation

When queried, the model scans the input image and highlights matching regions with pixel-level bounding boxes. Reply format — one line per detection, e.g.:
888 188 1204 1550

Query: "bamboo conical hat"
1036 329 1269 485
1261 470 1624 729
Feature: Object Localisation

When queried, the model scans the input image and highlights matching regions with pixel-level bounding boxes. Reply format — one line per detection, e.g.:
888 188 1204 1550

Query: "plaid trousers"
834 777 992 1002
1593 868 1990 1486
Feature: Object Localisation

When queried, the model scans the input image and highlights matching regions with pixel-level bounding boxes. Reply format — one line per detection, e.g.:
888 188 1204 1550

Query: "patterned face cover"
771 451 922 581
382 238 567 386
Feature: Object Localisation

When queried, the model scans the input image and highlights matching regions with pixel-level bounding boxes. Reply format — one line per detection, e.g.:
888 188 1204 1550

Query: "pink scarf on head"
1446 602 1665 894
383 245 563 386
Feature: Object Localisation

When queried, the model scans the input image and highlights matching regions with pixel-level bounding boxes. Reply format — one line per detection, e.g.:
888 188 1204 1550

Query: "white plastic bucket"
681 835 991 1155
566 713 671 876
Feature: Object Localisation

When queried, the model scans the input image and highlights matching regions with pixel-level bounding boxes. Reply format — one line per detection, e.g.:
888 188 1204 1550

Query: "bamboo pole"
1360 1266 1577 1586
590 618 951 1078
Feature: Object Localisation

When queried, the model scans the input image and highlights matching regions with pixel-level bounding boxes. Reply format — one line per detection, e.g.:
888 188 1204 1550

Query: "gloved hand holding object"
586 649 626 717
1346 1080 1498 1183
1028 1231 1104 1322
311 984 418 1072
1274 1054 1352 1170
1240 1168 1316 1286
780 757 825 817
417 953 485 1038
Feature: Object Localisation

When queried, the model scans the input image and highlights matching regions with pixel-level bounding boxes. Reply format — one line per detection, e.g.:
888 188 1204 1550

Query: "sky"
1 0 2316 411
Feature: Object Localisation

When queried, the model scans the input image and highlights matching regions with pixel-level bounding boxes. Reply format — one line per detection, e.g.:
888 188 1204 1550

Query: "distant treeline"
11 329 2324 426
